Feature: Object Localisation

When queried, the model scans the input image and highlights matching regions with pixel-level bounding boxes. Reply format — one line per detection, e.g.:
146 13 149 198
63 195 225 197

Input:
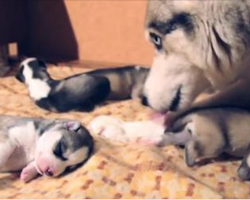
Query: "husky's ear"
15 65 25 83
64 121 82 131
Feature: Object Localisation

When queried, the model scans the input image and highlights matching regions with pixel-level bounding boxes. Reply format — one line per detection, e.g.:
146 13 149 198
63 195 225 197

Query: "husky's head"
35 120 93 177
143 54 209 112
143 0 249 113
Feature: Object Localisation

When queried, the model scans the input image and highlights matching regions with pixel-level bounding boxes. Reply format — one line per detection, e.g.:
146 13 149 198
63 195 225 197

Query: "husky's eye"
149 33 162 50
53 139 68 161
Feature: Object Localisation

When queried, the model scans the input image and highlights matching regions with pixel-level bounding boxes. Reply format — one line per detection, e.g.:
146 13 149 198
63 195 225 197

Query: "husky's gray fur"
143 1 250 116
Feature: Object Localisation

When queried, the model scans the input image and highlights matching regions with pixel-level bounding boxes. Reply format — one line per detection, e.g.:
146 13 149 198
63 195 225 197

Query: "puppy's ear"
15 65 25 83
38 59 47 69
238 145 250 180
238 158 250 181
184 140 198 167
64 121 82 131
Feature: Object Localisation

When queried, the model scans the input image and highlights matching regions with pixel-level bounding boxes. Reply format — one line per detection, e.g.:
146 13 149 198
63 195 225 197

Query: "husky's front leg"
20 161 39 182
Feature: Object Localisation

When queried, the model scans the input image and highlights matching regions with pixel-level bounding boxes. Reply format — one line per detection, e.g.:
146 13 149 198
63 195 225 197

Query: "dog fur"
143 0 250 116
88 66 149 100
0 115 93 182
88 115 165 144
163 107 250 180
16 58 111 112
16 58 149 112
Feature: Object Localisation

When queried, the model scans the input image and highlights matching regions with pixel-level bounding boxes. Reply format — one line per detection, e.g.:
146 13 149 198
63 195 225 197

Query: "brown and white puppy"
142 1 250 121
163 107 250 180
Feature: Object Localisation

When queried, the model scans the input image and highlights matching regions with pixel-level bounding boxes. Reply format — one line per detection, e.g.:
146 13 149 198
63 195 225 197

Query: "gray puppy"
0 115 93 182
162 107 250 180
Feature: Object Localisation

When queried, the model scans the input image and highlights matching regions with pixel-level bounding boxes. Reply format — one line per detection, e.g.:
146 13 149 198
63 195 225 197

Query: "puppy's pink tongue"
151 112 167 126
150 111 175 127
151 112 164 120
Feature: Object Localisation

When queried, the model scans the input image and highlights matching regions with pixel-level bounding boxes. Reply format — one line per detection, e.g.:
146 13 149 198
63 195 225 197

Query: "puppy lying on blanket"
15 58 111 112
16 58 149 113
0 115 93 182
163 107 250 180
90 108 250 180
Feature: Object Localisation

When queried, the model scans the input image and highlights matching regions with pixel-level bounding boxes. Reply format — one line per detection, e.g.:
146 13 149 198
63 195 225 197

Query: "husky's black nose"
141 96 149 106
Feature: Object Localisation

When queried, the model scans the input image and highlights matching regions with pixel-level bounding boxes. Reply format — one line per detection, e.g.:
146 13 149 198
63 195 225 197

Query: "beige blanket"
0 65 249 199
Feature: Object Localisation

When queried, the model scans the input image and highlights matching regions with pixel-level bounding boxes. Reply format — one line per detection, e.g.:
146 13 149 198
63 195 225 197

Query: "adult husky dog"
142 1 250 118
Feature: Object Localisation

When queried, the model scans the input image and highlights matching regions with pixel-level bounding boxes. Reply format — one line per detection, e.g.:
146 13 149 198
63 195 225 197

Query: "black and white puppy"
15 58 111 112
0 115 93 182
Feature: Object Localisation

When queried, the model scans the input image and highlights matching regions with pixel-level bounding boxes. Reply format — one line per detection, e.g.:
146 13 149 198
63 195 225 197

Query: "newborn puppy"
0 115 93 182
15 58 111 112
163 107 250 180
88 115 165 144
87 66 149 100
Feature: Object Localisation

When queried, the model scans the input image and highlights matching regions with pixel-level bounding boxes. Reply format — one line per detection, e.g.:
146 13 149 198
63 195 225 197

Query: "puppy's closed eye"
53 139 68 161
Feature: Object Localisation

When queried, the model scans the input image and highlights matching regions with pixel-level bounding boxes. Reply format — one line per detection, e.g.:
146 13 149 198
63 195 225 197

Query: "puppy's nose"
141 96 149 106
44 168 53 177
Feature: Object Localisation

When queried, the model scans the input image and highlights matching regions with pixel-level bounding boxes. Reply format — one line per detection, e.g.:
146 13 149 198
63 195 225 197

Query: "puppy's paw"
136 136 163 146
20 164 38 183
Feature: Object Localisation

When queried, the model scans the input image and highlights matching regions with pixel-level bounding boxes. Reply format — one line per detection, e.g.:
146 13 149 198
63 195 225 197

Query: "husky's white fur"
144 0 250 114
